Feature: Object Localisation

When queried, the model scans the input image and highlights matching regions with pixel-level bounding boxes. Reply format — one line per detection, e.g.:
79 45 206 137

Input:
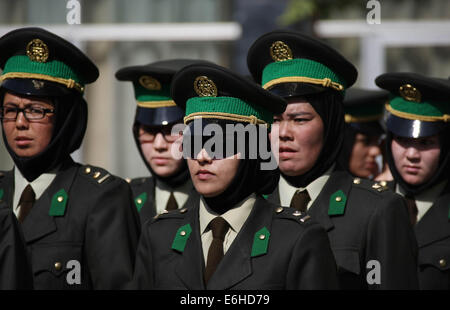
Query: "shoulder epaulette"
153 207 188 221
352 177 390 193
81 165 112 185
273 206 312 223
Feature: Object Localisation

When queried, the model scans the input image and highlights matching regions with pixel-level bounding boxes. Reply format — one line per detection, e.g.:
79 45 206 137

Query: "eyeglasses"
0 106 55 121
139 125 182 143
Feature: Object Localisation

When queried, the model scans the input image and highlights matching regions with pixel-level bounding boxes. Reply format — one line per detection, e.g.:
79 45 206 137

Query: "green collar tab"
251 226 270 257
172 223 192 253
0 188 4 201
134 192 148 213
328 190 347 216
49 189 68 217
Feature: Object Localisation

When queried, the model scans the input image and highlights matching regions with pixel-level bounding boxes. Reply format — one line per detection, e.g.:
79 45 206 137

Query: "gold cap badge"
139 76 161 91
270 41 293 62
194 76 217 97
399 84 421 102
26 39 49 63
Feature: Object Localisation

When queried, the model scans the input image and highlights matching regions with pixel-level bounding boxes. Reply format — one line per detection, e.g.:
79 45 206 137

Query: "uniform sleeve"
131 221 155 289
85 178 141 289
365 194 419 289
0 207 33 290
287 223 339 290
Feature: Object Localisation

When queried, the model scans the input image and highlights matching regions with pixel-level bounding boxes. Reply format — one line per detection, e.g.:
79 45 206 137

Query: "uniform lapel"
0 170 14 209
21 161 78 243
266 186 280 205
415 183 450 248
308 170 351 232
174 196 205 290
138 178 156 220
206 196 272 290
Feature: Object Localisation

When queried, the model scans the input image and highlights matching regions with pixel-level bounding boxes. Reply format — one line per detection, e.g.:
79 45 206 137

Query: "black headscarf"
132 116 190 188
1 90 87 182
283 90 345 188
386 128 450 196
202 123 279 214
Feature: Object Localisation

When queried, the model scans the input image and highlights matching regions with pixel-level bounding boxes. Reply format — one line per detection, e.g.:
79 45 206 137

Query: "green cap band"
389 96 450 119
262 58 346 90
134 82 172 103
3 55 83 85
185 96 274 125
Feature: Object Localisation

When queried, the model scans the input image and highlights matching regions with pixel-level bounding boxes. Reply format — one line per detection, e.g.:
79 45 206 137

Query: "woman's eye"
273 118 281 123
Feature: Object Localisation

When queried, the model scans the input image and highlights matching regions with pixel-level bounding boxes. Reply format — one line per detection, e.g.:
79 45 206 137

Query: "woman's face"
391 134 441 186
2 92 55 158
187 149 240 197
270 100 324 176
138 124 185 177
349 133 382 178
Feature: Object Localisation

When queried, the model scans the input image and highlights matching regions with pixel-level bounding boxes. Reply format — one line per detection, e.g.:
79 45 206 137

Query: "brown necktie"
290 189 311 212
404 194 418 226
165 192 179 211
204 217 229 284
18 184 36 223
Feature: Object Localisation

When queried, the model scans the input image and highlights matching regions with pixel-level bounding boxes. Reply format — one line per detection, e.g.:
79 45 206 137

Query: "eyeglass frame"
138 124 183 143
0 106 55 121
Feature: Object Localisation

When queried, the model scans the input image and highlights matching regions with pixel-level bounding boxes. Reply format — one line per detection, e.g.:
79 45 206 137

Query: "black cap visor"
386 113 445 138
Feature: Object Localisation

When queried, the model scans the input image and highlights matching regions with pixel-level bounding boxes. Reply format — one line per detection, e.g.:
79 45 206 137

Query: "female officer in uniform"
116 60 203 224
0 27 140 289
133 62 339 289
337 88 388 179
376 72 450 289
247 30 418 289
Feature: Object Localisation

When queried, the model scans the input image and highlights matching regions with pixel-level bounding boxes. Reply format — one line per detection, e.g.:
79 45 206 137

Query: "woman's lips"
152 157 170 165
15 136 32 147
279 146 296 159
404 165 420 174
196 169 214 181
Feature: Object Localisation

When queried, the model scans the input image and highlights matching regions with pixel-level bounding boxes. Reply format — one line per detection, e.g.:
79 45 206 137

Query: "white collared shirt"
278 164 335 209
155 179 191 214
199 194 256 265
396 180 448 223
13 167 58 217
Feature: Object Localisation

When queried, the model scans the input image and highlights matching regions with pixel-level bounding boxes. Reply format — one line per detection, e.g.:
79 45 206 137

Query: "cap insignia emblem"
399 84 421 102
270 41 293 62
26 39 49 63
194 76 217 97
139 76 161 91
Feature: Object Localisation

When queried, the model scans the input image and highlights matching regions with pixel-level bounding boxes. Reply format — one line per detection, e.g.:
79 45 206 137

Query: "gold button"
380 181 387 187
275 207 283 214
136 198 142 204
93 172 101 179
335 196 342 202
85 167 91 174
57 196 64 203
180 231 186 236
54 262 62 271
372 183 381 189
259 234 266 240
353 178 361 184
293 211 302 216
180 208 187 214
439 259 446 267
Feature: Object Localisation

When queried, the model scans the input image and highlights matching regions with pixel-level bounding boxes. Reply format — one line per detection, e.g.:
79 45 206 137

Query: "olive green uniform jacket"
0 206 33 289
268 170 419 290
0 159 140 290
133 195 339 290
